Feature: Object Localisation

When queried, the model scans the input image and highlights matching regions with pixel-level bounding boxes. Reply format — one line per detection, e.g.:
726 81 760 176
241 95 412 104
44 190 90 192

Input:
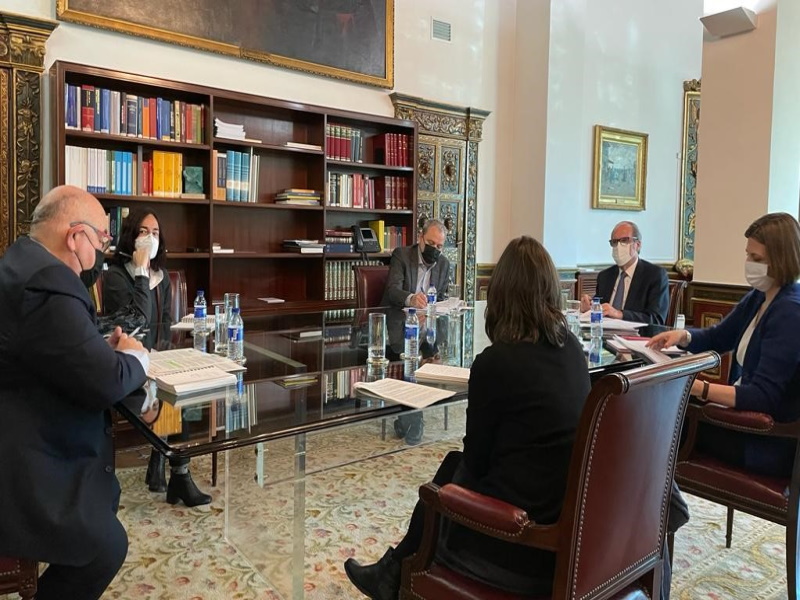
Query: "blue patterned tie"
611 270 626 310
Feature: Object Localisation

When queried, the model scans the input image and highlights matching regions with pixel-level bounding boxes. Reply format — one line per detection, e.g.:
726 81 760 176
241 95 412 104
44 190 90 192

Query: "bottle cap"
232 307 240 314
408 307 416 314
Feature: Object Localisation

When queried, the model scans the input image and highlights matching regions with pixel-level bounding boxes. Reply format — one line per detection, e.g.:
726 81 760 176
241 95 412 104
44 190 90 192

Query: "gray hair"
422 219 447 237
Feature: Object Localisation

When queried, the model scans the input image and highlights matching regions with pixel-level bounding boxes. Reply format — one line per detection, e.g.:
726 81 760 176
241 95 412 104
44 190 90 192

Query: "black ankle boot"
145 450 166 493
344 547 400 600
166 471 212 507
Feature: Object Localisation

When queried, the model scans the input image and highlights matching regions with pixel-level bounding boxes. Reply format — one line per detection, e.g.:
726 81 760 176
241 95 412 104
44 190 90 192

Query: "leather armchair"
666 279 687 328
400 352 720 600
0 556 37 599
674 402 800 600
353 265 390 308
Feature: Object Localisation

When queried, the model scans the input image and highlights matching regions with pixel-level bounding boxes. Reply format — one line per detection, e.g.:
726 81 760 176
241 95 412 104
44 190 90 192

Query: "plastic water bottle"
193 290 207 334
226 307 244 363
426 285 437 345
589 296 603 364
404 308 419 359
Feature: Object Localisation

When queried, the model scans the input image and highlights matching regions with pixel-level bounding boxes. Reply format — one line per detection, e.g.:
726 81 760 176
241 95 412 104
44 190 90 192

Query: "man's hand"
110 327 146 353
580 294 592 313
410 292 428 309
601 303 623 319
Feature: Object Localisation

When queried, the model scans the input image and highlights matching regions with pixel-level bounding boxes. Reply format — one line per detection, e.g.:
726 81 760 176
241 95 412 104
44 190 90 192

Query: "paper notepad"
154 365 237 395
414 363 471 384
148 348 245 378
610 336 671 364
353 379 455 409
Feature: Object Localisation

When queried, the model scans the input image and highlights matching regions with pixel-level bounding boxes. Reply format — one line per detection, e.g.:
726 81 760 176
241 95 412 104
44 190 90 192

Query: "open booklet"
148 348 244 395
607 335 682 364
413 363 470 384
353 379 456 409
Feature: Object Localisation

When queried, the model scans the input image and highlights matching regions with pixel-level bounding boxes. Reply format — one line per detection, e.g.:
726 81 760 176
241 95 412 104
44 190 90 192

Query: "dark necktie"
611 270 626 310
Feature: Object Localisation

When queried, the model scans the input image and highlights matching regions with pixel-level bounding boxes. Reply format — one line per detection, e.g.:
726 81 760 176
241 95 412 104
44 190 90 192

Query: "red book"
367 133 387 165
149 97 157 140
80 85 94 132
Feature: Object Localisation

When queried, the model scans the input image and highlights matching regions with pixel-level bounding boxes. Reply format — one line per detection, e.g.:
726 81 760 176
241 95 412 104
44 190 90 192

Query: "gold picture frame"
592 125 648 211
56 0 395 89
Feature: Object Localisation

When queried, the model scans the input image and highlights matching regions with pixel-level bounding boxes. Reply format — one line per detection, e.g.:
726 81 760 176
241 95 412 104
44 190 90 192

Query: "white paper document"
154 366 237 395
432 297 470 315
579 313 647 331
610 336 671 364
414 363 471 384
171 314 217 331
148 348 245 378
353 379 455 409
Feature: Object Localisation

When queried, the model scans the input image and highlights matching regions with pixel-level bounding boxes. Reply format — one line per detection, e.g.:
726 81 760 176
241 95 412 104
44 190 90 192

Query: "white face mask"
135 234 159 260
744 260 774 292
612 242 634 267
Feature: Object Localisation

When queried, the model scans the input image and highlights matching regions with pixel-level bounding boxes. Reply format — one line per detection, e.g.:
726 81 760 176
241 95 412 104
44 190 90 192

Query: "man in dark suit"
381 219 451 444
381 219 451 309
580 221 669 325
0 185 149 600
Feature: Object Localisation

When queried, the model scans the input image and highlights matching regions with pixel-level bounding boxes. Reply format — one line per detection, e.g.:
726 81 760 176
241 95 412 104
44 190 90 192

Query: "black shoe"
145 449 167 493
166 471 212 507
393 417 410 439
405 419 424 446
344 547 400 600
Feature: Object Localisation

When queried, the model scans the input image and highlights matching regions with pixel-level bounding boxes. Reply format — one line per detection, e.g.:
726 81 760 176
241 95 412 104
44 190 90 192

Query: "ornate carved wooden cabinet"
0 12 57 255
390 94 489 361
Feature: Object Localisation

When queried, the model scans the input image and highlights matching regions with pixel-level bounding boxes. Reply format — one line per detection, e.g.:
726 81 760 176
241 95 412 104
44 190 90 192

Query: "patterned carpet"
1 410 791 599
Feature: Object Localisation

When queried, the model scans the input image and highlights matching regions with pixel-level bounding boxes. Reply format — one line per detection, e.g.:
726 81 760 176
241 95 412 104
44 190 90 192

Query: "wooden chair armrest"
691 404 800 438
420 483 559 549
404 483 559 580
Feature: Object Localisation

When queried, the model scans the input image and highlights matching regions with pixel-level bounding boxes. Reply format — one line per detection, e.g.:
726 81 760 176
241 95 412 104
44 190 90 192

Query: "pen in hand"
129 326 142 338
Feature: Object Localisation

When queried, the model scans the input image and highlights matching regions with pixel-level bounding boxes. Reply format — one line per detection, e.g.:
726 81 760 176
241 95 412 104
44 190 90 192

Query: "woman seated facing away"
103 207 211 507
344 236 591 599
649 212 800 478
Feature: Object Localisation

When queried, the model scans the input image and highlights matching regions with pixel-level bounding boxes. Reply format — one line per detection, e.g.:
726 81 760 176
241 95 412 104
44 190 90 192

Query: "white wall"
541 0 704 267
5 0 509 264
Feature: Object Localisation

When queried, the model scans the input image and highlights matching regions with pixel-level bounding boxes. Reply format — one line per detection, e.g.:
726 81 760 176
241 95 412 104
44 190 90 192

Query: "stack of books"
275 188 321 205
214 118 261 143
283 239 325 254
284 141 322 151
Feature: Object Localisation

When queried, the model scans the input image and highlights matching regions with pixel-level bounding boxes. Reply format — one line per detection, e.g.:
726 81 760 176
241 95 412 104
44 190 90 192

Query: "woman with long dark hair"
104 207 211 507
344 236 591 598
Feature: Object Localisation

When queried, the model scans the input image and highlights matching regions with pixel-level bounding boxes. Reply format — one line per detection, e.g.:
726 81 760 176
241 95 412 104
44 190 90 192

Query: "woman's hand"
647 329 689 350
132 246 149 269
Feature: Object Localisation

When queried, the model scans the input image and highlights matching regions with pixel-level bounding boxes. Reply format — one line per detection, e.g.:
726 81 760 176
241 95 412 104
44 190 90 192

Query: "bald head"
30 186 107 275
31 185 105 235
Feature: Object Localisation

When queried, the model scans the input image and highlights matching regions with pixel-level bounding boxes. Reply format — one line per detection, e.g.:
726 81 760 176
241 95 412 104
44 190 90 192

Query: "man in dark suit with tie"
381 219 451 444
580 221 669 325
0 185 149 600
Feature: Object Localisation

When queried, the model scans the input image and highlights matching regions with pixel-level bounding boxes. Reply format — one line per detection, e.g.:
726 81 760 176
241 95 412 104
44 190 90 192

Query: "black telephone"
352 225 382 253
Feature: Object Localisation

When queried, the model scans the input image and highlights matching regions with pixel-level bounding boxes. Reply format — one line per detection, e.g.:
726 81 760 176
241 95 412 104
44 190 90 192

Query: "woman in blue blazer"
650 212 800 477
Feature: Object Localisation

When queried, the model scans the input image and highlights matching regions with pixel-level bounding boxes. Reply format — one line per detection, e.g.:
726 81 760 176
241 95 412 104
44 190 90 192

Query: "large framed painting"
591 125 648 211
56 0 395 88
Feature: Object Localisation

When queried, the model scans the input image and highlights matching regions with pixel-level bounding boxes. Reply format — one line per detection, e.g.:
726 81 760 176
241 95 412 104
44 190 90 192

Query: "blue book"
225 151 236 201
100 88 110 133
240 152 251 202
232 151 242 202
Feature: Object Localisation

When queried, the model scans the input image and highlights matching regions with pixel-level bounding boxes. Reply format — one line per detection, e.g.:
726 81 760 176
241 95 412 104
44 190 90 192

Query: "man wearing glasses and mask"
0 185 149 600
580 221 669 325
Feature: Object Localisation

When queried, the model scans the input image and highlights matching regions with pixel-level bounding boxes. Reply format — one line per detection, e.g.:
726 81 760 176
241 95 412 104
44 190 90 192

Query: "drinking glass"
214 305 228 355
566 299 582 339
367 312 388 365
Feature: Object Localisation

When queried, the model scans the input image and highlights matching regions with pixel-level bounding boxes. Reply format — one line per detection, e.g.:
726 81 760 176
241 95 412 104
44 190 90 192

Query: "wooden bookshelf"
50 61 417 313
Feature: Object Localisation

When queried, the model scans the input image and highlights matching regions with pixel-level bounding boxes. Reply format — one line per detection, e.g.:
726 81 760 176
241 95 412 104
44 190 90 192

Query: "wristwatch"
681 330 692 347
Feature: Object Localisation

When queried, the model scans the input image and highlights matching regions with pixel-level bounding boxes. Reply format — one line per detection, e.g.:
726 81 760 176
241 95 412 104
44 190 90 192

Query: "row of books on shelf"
211 149 260 202
324 229 355 253
283 239 325 254
64 83 205 144
324 364 404 404
325 259 384 301
106 206 129 249
66 146 202 199
366 220 409 253
327 173 410 210
324 126 411 167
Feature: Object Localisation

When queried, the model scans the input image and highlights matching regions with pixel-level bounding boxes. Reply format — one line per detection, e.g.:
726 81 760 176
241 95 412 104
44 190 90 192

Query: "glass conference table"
116 304 642 599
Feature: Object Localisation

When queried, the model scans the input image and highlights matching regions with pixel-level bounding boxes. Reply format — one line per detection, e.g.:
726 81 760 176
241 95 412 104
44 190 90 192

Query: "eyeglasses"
70 221 112 252
608 237 638 247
